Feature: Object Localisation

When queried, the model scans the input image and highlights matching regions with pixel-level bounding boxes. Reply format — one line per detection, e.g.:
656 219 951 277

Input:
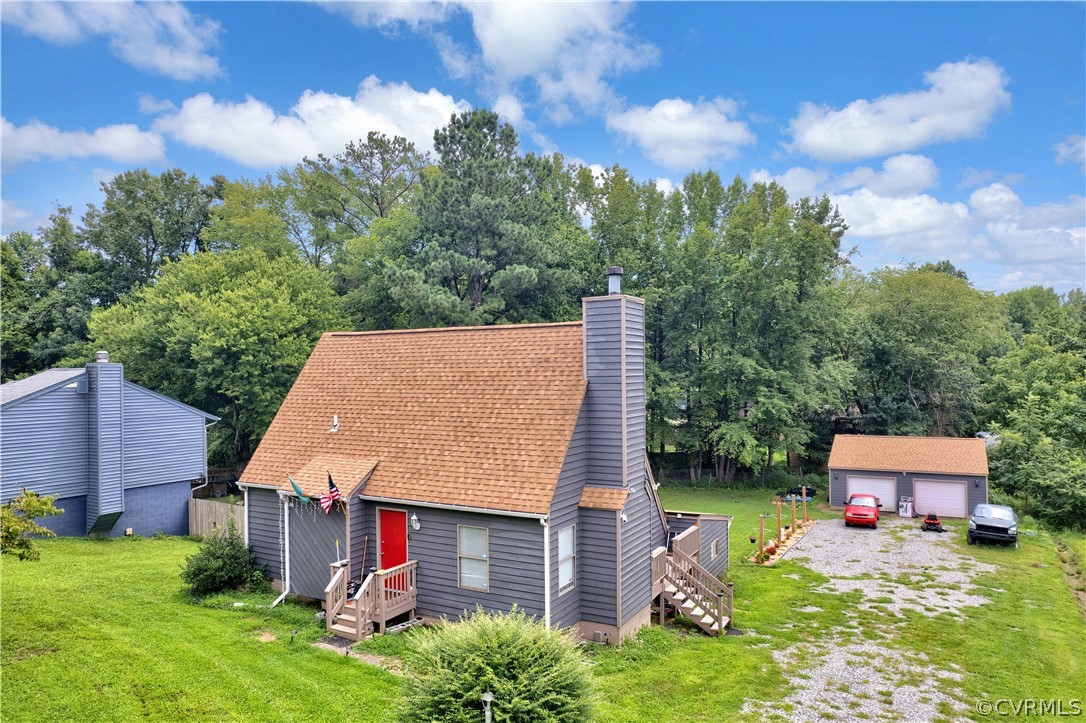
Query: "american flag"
320 472 343 514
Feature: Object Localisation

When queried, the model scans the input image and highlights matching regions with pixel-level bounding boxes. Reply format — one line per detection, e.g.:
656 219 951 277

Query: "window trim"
457 524 489 592
710 538 720 561
557 524 576 594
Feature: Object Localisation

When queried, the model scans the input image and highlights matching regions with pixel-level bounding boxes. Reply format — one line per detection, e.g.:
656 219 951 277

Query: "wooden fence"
189 498 246 539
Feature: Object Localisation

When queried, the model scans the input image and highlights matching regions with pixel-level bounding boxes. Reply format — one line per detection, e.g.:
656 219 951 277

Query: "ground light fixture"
481 691 494 723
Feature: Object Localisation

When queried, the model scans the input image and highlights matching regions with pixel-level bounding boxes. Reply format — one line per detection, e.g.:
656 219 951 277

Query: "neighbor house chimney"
95 350 110 363
607 266 623 295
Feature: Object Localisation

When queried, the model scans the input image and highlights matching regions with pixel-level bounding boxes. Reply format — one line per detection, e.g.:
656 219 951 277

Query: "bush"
1 489 61 561
180 518 256 596
401 607 594 722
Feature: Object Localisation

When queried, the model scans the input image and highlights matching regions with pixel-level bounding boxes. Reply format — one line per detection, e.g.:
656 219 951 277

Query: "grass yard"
1 536 400 722
3 490 1083 721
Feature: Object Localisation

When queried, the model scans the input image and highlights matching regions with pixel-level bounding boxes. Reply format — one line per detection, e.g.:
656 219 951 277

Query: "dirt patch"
312 640 404 675
10 645 58 661
1055 539 1086 619
256 631 276 643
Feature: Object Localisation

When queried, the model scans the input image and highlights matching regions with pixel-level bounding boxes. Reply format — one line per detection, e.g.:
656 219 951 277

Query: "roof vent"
95 351 110 363
606 266 623 295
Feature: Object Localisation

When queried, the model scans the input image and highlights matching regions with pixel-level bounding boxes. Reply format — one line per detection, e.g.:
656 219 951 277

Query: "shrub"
1 489 61 561
180 518 256 596
401 607 594 722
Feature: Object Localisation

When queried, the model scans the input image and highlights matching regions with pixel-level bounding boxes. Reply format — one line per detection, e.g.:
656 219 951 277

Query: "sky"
2 1 1084 293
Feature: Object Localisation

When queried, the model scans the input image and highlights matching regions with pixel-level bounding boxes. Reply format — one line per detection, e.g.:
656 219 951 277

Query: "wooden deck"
656 526 732 636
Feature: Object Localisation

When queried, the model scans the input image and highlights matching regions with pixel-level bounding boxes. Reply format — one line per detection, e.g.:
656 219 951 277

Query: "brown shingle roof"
241 322 587 515
578 486 629 511
829 435 988 476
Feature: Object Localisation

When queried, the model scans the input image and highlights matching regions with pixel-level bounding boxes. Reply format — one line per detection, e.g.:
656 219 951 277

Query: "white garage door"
845 476 896 508
913 480 968 518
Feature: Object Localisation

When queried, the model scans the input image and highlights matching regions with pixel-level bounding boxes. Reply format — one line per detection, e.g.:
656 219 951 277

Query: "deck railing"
671 524 700 561
375 561 418 630
651 546 668 597
668 547 731 630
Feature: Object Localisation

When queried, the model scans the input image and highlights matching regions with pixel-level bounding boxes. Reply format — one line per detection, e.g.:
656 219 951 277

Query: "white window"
458 525 489 591
558 525 576 592
710 539 720 560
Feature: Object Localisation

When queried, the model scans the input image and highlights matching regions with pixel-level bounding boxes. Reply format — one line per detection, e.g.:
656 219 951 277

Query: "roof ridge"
327 321 583 337
837 434 982 441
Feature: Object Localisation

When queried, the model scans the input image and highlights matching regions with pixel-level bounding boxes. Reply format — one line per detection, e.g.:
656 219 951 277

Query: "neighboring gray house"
1 352 218 536
828 434 989 518
240 270 732 643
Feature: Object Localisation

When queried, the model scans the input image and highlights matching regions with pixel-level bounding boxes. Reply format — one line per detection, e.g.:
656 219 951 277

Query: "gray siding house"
241 270 732 643
1 353 218 536
828 434 989 518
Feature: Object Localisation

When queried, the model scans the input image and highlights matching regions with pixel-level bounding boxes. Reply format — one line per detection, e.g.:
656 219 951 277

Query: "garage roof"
829 435 988 476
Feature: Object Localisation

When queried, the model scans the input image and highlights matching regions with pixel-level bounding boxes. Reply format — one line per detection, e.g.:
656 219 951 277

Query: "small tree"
180 517 256 596
1 489 61 561
401 607 594 722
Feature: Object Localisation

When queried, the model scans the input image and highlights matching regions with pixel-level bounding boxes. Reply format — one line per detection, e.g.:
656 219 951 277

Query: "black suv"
967 504 1018 548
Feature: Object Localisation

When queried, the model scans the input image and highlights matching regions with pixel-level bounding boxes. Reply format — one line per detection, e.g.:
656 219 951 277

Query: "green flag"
287 475 309 504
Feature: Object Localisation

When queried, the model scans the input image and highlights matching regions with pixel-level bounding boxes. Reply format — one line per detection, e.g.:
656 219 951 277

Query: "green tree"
86 249 346 468
199 176 295 259
1 490 61 561
1 239 34 380
389 109 576 326
82 169 215 300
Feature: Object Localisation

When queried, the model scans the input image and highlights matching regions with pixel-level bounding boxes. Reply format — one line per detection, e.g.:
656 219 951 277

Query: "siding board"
1 384 89 503
247 488 283 580
288 499 348 599
578 508 617 624
549 408 586 629
122 383 207 489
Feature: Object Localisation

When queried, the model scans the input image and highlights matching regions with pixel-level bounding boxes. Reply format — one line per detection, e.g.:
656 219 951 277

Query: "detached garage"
828 435 988 518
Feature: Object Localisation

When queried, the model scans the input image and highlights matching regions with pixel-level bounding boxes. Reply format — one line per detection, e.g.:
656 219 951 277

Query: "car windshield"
848 497 877 507
974 505 1015 521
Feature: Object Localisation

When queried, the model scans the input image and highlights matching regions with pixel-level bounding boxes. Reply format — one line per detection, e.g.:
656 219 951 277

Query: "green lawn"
1 536 400 722
3 490 1083 722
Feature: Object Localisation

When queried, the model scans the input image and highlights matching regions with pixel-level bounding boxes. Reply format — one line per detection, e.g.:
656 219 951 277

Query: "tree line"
3 108 1083 528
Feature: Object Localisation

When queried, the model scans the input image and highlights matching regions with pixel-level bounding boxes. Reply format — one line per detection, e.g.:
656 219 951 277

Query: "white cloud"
2 117 165 168
788 59 1011 161
138 94 176 114
1054 134 1085 172
1 199 46 235
654 178 676 195
327 1 656 122
607 97 755 169
834 154 939 198
833 187 973 259
749 167 831 201
968 183 1085 266
153 76 468 168
1 1 222 81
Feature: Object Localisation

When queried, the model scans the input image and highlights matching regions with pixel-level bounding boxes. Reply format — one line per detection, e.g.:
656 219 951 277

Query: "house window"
710 539 720 560
558 525 576 593
458 525 489 591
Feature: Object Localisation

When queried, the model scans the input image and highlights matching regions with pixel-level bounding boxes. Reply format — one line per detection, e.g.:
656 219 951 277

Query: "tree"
199 176 295 259
303 131 429 234
1 240 34 380
389 109 577 326
82 168 214 300
86 249 346 468
1 490 61 561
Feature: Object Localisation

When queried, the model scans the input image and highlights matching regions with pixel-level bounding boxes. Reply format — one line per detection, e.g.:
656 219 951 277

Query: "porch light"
410 513 420 531
482 691 494 723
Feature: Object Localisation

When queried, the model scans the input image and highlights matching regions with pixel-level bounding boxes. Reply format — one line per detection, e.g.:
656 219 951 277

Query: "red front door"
379 509 408 570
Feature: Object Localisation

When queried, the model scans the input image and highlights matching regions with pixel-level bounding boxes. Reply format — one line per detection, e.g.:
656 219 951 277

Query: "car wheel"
845 521 851 527
872 523 877 530
967 534 974 545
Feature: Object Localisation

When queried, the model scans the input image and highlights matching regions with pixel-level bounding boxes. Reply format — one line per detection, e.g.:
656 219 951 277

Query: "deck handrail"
671 524 700 561
373 560 418 633
324 565 349 631
669 547 731 627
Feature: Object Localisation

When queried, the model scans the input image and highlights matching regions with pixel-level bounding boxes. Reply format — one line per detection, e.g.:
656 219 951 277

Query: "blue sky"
2 1 1084 292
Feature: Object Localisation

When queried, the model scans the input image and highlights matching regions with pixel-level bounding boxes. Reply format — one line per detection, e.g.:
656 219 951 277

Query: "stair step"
330 623 359 639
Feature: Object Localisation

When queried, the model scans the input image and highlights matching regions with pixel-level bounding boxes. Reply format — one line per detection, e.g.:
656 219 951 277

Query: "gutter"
357 494 546 520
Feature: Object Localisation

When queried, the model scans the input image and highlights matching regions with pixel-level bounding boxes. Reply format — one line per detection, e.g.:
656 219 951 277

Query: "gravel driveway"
744 516 997 723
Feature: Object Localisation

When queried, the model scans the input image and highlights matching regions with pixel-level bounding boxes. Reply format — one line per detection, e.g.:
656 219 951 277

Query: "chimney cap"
606 266 624 294
95 351 110 363
606 265 624 277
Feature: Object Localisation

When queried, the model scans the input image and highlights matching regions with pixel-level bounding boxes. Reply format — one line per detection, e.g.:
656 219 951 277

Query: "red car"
844 494 882 528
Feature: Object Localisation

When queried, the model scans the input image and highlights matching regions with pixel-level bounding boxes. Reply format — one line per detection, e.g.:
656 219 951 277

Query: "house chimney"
95 350 110 363
606 266 623 295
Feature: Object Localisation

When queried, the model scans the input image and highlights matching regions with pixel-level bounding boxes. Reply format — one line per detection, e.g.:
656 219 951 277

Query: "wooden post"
791 497 797 534
758 514 765 556
802 486 808 523
776 500 783 543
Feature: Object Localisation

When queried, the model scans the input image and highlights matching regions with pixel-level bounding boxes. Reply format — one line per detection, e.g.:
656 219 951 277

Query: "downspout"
541 517 551 630
271 495 291 607
242 486 249 546
189 418 219 497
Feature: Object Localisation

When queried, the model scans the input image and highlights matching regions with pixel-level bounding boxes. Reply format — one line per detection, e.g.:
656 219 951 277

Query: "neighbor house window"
710 539 720 560
558 525 576 592
458 525 489 591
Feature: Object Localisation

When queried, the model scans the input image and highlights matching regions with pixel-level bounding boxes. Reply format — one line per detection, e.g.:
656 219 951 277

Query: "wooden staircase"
652 532 732 636
324 560 418 641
